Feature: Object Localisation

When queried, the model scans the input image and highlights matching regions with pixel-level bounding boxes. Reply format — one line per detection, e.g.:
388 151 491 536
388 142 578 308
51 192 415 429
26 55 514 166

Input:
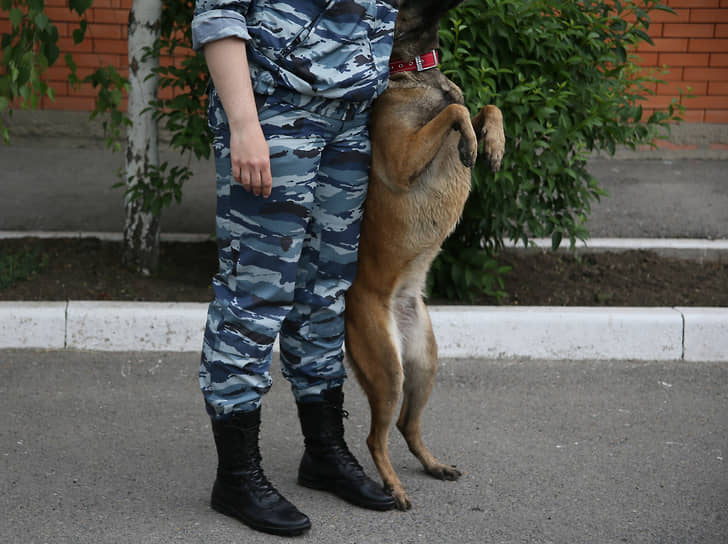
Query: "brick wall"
1 0 727 122
635 0 728 123
0 0 133 111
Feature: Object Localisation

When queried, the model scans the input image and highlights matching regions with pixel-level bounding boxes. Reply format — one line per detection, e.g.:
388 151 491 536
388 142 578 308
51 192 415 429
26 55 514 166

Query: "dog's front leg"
374 103 478 192
472 104 505 172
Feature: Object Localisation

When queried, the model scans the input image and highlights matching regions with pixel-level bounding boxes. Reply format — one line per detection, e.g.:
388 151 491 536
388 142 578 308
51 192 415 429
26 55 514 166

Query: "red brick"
650 9 690 23
668 0 719 7
43 95 97 111
679 109 707 122
657 81 709 95
636 38 690 53
684 95 728 108
659 53 711 66
44 65 72 80
44 7 82 23
711 142 728 149
663 23 716 38
688 38 728 51
55 22 70 37
58 36 94 52
87 23 123 40
93 38 129 55
91 0 121 7
89 8 129 25
654 141 698 150
648 23 663 38
717 24 728 38
711 53 728 65
690 9 728 23
635 52 659 66
684 67 728 80
73 52 125 69
708 81 728 93
642 95 686 109
658 67 685 81
705 109 728 121
73 81 107 98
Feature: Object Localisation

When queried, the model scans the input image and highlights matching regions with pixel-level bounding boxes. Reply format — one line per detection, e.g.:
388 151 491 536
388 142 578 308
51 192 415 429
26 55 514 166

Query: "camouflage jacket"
192 0 398 103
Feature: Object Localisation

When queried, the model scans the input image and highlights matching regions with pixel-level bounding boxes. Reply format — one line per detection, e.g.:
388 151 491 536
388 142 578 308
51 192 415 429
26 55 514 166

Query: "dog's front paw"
481 124 505 172
478 106 506 173
458 133 477 168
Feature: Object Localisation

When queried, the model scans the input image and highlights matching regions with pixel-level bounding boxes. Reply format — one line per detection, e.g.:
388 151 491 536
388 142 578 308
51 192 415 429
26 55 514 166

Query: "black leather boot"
296 387 395 511
210 408 311 536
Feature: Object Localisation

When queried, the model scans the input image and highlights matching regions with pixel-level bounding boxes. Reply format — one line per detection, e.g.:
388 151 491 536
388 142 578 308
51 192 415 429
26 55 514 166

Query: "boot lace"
322 406 367 480
238 428 284 501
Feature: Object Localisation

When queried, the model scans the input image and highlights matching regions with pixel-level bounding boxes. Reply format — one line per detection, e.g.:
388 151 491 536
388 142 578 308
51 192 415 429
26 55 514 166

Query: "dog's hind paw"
385 484 412 511
393 492 412 511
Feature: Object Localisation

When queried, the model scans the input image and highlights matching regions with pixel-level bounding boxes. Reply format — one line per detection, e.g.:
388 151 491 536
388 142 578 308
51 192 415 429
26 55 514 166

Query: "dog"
344 0 506 510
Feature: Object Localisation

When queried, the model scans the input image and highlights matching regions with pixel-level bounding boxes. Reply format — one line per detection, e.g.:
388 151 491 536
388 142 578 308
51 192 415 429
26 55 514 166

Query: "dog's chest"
410 142 470 240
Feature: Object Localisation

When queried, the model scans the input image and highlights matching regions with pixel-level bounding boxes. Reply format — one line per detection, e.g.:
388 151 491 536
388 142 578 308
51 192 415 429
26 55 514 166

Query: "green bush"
430 0 683 302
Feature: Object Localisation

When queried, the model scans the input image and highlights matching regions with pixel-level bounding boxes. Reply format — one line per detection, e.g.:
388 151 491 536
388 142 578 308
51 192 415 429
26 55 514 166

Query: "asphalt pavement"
1 117 727 543
1 133 728 239
1 350 726 544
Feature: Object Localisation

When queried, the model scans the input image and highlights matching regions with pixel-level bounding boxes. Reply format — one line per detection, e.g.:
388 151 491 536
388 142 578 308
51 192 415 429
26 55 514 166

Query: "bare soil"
1 237 727 306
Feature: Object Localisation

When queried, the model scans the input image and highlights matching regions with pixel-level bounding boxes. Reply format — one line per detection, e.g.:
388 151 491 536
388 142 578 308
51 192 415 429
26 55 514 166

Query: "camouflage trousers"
200 87 372 419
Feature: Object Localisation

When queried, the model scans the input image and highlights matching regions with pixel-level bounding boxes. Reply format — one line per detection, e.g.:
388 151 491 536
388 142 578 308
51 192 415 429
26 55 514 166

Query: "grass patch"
0 248 48 290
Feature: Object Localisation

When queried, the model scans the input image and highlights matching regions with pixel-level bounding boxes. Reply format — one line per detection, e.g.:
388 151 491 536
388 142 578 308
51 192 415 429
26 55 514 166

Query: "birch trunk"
123 0 162 275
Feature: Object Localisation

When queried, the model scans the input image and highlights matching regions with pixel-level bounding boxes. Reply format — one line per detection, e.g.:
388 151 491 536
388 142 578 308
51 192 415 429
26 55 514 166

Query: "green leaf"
8 7 23 29
69 0 93 15
33 13 50 32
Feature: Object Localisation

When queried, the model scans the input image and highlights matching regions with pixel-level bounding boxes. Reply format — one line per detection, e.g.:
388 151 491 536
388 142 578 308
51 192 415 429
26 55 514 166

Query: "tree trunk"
123 0 162 275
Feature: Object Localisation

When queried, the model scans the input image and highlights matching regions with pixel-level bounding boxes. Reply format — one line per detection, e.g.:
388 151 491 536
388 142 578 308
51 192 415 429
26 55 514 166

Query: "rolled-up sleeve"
192 1 252 51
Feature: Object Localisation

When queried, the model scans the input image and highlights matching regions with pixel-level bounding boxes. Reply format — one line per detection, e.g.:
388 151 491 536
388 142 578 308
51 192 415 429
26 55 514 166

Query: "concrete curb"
3 231 728 260
505 237 728 261
1 301 726 362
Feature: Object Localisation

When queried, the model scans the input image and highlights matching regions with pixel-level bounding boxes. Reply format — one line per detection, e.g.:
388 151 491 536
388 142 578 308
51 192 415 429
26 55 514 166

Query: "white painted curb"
679 307 728 362
1 301 727 361
0 301 66 349
429 306 684 361
505 237 728 261
66 301 207 352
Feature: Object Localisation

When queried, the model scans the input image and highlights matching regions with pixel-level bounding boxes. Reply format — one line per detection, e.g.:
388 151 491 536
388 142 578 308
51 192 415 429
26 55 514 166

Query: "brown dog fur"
345 0 506 510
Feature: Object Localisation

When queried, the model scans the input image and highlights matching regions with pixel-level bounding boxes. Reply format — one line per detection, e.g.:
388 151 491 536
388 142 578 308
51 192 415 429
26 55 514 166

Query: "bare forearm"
203 37 258 128
203 37 272 197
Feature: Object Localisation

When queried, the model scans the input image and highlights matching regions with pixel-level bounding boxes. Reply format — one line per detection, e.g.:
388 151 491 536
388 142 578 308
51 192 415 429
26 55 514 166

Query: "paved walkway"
1 350 726 543
1 135 727 238
1 123 727 543
1 135 728 360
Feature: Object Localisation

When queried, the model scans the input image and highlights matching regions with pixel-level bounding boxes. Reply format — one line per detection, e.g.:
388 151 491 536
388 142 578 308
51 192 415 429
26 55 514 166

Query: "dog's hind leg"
345 295 412 510
396 295 462 482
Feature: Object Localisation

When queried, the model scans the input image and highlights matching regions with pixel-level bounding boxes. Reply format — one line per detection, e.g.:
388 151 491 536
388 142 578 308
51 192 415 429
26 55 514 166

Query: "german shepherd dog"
345 0 506 510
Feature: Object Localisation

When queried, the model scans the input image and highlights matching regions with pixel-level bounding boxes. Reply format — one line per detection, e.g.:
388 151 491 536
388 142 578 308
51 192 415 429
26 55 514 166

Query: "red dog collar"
389 49 439 74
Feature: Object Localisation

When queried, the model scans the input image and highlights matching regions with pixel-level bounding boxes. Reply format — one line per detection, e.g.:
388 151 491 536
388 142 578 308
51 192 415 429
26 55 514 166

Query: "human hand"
229 120 272 198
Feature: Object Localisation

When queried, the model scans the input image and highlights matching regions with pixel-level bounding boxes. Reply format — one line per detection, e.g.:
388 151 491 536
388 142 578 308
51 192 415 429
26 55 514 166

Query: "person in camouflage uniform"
191 0 399 536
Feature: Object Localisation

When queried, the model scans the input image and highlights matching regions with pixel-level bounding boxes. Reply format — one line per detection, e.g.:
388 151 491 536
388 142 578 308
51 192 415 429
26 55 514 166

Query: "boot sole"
211 498 311 537
297 474 396 511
